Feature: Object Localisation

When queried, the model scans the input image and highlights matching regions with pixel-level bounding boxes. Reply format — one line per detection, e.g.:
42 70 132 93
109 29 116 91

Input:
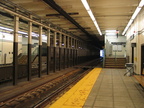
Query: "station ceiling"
1 0 139 48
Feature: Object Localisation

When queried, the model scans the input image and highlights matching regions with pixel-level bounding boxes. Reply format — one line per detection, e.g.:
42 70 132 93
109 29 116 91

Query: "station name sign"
111 42 126 45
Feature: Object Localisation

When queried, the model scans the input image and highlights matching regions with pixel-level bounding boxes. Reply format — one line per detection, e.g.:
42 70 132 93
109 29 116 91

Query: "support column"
38 25 42 77
59 33 62 71
76 39 78 65
73 39 76 66
27 15 32 81
67 36 69 68
78 41 80 64
47 28 50 75
63 35 66 69
70 37 73 67
75 39 77 65
71 38 73 67
53 31 57 72
69 37 71 67
13 15 19 85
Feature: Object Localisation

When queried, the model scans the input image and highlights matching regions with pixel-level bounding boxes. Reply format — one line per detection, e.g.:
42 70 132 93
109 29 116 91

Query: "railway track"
0 59 101 108
33 69 91 108
0 69 82 108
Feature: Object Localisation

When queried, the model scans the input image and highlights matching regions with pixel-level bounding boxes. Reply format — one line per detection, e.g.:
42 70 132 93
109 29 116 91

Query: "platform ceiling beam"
43 0 102 49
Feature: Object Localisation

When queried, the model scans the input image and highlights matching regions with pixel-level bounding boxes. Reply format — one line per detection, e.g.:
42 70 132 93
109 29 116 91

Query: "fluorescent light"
122 26 129 35
131 7 141 19
42 34 46 37
0 26 13 31
127 19 133 27
81 0 90 10
0 26 47 38
106 32 116 36
105 30 116 33
87 10 95 21
105 30 118 36
32 32 39 37
122 19 134 35
0 26 28 35
18 31 27 35
139 0 144 7
93 20 99 28
81 0 102 35
122 0 144 35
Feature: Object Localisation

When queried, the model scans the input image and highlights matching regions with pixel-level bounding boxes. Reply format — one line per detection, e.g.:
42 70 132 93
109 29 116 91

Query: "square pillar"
47 27 51 74
53 31 57 72
27 15 32 81
38 25 42 77
13 15 19 85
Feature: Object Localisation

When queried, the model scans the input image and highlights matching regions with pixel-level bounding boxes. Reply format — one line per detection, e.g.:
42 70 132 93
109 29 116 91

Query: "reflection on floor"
84 68 144 108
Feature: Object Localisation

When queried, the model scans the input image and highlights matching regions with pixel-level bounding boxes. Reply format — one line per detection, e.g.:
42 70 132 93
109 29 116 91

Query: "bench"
134 75 144 87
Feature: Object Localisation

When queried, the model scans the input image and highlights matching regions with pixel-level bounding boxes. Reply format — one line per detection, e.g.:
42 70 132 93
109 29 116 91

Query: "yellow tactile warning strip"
46 68 102 108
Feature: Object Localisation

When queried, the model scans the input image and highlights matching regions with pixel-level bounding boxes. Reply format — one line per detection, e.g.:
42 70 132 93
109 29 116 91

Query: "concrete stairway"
104 58 126 68
18 55 27 64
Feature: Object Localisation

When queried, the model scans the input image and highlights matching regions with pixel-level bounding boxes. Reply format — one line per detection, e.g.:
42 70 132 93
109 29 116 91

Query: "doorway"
131 43 136 63
141 45 144 75
132 47 134 63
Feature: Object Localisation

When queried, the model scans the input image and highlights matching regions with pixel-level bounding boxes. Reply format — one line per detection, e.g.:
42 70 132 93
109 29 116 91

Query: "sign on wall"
113 45 122 52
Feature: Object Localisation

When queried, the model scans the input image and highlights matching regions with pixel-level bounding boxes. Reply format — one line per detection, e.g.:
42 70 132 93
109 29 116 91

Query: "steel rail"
33 69 91 108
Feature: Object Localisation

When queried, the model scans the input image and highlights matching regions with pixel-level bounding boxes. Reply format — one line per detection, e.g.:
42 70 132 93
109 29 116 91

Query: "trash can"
124 63 134 76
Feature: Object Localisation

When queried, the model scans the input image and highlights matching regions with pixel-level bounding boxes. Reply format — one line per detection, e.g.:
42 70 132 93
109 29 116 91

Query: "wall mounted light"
122 0 144 35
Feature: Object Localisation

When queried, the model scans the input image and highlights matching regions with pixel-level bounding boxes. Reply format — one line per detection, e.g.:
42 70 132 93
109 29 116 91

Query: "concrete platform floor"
83 68 144 108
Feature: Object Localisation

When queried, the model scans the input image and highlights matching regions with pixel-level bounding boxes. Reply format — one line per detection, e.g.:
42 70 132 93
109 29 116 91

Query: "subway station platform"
46 68 144 108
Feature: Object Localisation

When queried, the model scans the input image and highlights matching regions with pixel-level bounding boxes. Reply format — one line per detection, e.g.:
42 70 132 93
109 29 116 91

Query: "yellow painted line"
46 68 102 108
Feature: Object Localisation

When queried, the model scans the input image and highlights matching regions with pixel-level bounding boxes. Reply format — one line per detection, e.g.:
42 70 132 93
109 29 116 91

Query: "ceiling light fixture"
0 26 13 32
105 30 117 33
0 26 39 37
122 0 144 35
81 0 102 35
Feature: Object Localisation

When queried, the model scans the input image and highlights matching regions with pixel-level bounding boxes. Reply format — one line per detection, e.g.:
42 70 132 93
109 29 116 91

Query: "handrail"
102 49 106 68
31 47 38 62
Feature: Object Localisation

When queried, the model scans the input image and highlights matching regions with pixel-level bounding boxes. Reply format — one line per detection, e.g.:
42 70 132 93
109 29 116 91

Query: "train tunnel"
0 0 144 108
